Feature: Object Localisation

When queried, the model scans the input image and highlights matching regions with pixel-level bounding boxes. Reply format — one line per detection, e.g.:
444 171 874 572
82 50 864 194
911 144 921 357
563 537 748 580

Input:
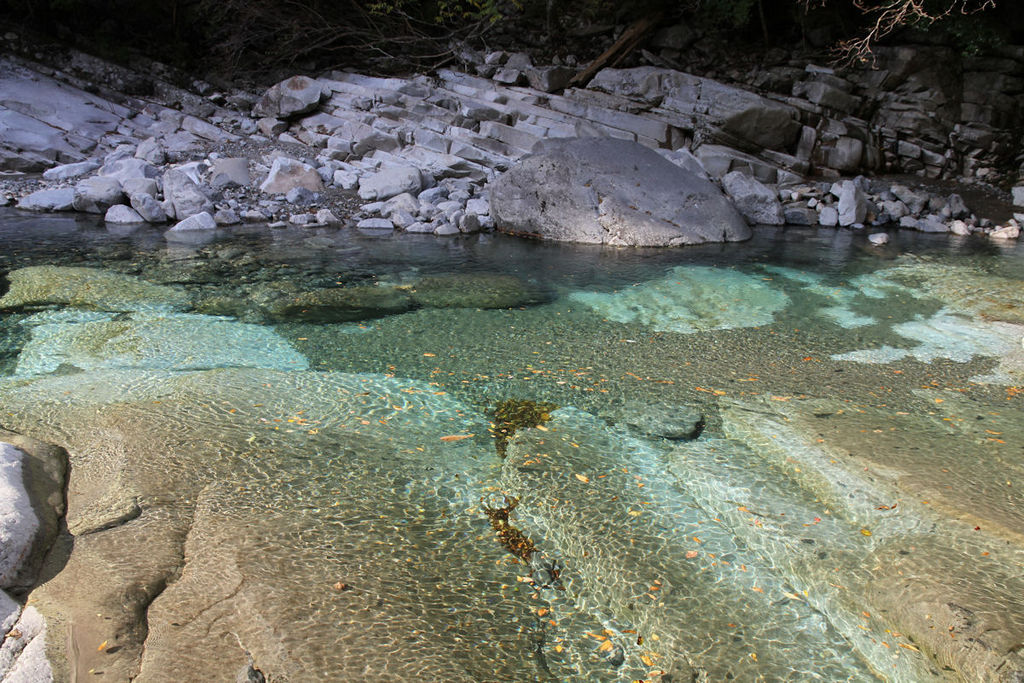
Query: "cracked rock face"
490 138 751 246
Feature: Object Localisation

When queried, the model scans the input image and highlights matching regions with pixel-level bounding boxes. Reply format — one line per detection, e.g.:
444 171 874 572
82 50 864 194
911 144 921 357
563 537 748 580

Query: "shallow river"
1 208 1022 682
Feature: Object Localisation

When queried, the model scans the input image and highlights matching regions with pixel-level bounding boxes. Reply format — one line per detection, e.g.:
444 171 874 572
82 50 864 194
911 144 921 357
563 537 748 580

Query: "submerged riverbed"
1 208 1022 681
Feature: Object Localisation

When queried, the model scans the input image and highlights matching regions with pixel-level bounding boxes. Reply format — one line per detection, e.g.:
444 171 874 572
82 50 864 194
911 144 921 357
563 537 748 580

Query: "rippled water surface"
1 208 1022 682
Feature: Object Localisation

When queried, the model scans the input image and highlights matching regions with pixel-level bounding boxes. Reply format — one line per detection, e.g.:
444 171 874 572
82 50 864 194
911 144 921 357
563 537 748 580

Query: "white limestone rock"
134 136 166 165
253 75 323 119
130 193 168 223
41 160 99 181
209 157 251 190
833 180 866 227
163 166 214 219
357 166 423 201
97 157 159 184
0 444 38 589
260 157 324 195
16 188 75 212
71 176 124 214
104 204 146 224
0 604 52 682
168 211 216 233
356 218 394 230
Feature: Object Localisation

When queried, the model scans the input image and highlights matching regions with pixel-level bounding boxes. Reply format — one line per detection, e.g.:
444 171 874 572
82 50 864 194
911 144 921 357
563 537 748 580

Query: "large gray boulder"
490 138 751 246
253 76 323 119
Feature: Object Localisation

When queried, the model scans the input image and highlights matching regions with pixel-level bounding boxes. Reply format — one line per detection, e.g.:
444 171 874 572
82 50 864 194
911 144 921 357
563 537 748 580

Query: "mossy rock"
407 273 547 310
0 266 191 313
264 285 413 322
490 398 557 458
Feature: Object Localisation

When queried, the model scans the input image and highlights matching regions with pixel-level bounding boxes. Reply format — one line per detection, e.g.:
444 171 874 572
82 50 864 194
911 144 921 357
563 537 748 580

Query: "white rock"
434 223 460 236
1012 185 1024 208
381 193 419 218
214 209 240 225
990 223 1020 240
949 219 971 236
253 75 323 118
818 206 839 227
390 211 418 230
356 218 394 230
209 157 251 189
134 137 166 165
465 197 490 216
357 166 422 201
834 180 866 227
104 205 146 224
130 193 168 223
71 176 124 214
1 590 18 634
0 604 51 681
98 157 159 184
260 157 325 194
41 160 100 181
168 211 216 232
316 209 341 226
332 169 359 190
867 232 889 246
459 213 481 233
16 188 75 212
0 444 39 589
722 171 783 225
120 177 158 198
163 167 214 219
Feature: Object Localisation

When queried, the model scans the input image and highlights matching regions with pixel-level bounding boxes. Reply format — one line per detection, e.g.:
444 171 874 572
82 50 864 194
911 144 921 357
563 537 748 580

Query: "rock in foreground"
490 138 751 247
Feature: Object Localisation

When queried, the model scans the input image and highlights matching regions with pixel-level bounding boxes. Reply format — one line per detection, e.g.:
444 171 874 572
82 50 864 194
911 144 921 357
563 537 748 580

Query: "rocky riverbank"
1 31 1022 246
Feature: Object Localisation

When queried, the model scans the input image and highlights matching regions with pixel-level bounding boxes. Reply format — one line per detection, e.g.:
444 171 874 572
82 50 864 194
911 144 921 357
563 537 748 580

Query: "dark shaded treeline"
1 0 1022 78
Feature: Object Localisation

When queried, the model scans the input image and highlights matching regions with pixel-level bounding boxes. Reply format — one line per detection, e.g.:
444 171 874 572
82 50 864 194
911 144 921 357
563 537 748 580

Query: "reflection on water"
1 207 1022 681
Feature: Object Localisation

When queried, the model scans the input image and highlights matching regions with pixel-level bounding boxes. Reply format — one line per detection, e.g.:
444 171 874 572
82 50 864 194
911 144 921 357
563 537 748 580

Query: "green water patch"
568 265 790 333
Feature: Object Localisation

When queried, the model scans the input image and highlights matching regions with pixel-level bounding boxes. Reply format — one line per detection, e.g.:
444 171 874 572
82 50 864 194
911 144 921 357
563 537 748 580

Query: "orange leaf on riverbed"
440 434 474 442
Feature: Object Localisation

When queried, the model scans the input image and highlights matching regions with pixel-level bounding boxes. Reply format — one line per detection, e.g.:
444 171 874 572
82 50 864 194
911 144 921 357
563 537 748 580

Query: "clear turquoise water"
1 208 1023 681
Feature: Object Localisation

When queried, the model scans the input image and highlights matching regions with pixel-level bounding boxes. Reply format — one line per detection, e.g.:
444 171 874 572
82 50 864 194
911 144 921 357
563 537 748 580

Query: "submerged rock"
407 273 546 310
263 286 412 322
601 400 704 440
570 265 789 333
13 311 309 375
0 266 190 313
490 138 751 247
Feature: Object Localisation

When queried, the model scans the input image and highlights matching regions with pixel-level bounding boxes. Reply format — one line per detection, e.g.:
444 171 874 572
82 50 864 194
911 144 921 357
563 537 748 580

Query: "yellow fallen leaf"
860 528 872 536
97 640 108 652
440 434 474 442
598 640 614 652
575 474 590 483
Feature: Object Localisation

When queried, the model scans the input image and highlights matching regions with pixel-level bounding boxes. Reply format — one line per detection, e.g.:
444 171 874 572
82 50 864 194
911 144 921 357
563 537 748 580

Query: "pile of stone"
2 40 1021 245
